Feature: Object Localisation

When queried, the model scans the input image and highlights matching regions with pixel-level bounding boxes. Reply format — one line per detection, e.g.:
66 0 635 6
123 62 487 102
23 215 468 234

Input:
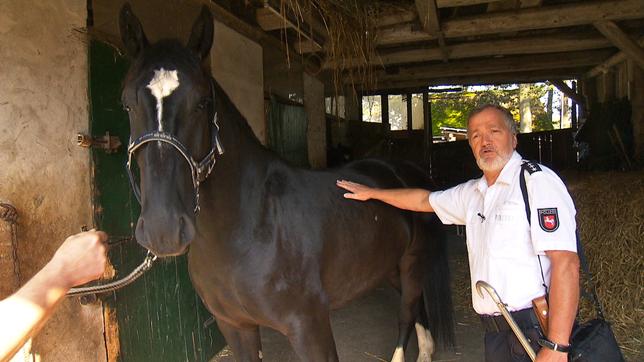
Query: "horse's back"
290 159 431 307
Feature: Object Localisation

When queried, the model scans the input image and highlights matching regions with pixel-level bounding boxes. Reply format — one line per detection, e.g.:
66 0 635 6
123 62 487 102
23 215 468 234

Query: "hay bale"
565 170 644 360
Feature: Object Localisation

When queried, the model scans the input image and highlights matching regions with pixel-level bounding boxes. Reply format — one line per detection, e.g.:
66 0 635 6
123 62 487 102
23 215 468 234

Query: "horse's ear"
119 3 149 58
187 6 214 61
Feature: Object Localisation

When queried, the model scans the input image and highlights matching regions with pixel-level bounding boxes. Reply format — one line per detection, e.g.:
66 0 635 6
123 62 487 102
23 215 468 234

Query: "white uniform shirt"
429 151 577 315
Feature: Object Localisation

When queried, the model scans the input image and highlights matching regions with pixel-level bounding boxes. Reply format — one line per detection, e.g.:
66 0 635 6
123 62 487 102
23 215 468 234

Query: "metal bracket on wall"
77 132 122 153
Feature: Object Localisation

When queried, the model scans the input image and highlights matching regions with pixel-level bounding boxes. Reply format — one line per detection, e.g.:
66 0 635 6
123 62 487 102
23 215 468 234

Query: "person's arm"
0 230 107 362
536 250 580 362
336 180 433 212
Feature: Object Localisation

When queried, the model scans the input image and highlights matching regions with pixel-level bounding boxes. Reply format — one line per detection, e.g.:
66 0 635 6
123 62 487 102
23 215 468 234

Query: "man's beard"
476 149 512 172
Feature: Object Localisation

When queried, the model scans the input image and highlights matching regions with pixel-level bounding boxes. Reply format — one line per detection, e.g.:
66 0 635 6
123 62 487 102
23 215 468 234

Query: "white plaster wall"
211 21 266 144
0 1 105 361
304 73 327 168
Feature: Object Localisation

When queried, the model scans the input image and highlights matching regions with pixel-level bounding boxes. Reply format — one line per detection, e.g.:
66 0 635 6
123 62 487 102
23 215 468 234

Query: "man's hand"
0 230 108 361
535 347 568 362
47 230 108 288
336 180 434 212
336 180 375 201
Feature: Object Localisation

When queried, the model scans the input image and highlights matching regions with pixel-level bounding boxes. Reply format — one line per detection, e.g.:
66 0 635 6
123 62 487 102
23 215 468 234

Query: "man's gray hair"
467 104 517 135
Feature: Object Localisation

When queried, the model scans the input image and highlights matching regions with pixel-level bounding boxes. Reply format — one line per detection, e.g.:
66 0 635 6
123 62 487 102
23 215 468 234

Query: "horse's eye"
197 99 210 111
123 105 131 112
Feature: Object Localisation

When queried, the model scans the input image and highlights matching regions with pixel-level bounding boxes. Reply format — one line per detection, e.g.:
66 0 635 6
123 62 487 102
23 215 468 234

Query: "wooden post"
406 93 413 130
423 93 434 174
631 63 644 164
571 81 578 129
381 94 390 132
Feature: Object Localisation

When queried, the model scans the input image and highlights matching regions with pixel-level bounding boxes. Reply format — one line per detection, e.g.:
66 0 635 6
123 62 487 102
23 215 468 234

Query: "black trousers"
481 308 543 362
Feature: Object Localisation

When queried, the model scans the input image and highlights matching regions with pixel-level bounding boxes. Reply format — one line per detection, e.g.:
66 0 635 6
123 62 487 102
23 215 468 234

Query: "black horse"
119 4 453 361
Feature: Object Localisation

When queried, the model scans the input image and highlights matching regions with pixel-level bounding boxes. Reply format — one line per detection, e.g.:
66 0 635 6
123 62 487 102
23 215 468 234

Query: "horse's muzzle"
135 212 196 257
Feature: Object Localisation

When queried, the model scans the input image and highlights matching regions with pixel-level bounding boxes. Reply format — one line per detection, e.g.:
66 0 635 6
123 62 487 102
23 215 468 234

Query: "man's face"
467 108 517 173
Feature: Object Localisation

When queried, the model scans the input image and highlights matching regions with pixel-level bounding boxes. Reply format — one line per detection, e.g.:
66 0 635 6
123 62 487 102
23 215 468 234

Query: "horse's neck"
209 80 281 197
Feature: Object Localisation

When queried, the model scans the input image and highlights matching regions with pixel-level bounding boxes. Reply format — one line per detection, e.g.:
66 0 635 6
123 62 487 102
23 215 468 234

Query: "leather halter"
126 81 224 213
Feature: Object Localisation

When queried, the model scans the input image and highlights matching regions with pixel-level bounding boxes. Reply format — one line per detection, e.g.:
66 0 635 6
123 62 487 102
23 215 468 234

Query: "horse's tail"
418 210 455 349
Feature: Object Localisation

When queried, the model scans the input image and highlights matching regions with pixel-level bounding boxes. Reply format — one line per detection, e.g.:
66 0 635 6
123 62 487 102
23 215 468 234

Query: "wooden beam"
594 21 644 70
195 0 320 74
415 0 449 62
256 7 291 31
373 68 588 91
519 0 543 7
367 49 614 84
377 0 644 46
376 11 417 28
324 33 612 69
294 39 322 53
586 37 644 78
261 2 322 55
549 80 585 105
436 0 502 7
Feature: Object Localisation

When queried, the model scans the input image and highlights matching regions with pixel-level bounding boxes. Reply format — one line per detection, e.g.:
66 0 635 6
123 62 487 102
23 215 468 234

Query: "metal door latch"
77 132 122 153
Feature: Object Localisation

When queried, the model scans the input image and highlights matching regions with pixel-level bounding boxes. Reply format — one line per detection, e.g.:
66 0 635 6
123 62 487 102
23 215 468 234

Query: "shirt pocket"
488 203 531 257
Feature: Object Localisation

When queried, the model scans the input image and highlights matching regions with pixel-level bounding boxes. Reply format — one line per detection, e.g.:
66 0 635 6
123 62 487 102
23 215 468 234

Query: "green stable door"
88 40 225 361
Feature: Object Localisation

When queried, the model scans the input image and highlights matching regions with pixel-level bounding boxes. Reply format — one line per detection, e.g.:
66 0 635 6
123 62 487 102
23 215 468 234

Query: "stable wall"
264 47 328 168
304 73 326 168
0 0 105 361
585 58 644 166
211 21 266 144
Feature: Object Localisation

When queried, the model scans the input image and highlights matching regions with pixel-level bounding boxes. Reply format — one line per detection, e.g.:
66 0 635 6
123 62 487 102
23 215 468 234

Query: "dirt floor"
212 226 486 362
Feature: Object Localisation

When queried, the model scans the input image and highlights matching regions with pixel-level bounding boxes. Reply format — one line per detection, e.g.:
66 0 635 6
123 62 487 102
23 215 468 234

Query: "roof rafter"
415 0 449 62
593 21 644 70
377 0 644 46
324 33 612 69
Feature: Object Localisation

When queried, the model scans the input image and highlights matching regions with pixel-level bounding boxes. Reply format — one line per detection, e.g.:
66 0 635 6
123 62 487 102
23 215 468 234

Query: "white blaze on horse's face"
146 68 180 132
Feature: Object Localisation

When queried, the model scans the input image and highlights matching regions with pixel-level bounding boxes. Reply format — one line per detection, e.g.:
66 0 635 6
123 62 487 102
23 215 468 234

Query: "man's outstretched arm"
336 180 434 212
0 230 107 362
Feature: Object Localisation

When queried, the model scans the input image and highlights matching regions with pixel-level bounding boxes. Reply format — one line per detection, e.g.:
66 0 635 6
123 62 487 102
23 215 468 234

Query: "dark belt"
480 308 541 333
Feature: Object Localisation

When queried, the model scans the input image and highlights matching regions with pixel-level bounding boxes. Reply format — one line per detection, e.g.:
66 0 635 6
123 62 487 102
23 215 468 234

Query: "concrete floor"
213 227 485 362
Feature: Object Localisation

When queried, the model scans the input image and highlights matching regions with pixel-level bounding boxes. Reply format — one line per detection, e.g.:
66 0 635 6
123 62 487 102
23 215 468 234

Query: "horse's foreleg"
286 306 339 362
215 318 262 362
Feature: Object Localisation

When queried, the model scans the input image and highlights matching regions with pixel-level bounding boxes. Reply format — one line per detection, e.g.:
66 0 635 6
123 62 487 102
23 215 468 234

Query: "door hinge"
77 132 122 153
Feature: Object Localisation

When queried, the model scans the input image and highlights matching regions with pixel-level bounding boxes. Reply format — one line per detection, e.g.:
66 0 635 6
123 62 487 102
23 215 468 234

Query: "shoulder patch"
537 208 559 232
521 160 542 174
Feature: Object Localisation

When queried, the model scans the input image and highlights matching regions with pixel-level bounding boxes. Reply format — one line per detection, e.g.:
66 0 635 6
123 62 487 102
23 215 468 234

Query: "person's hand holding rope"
0 230 108 361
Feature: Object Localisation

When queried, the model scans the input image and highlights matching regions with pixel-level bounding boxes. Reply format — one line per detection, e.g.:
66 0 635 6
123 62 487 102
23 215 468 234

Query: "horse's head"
119 3 221 256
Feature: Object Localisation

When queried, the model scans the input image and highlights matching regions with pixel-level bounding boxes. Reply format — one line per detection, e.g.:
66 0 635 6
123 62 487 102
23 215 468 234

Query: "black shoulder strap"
519 161 539 224
519 161 606 318
520 161 547 294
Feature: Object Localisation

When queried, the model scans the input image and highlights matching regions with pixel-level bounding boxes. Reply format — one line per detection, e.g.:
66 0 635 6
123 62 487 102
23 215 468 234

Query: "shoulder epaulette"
521 160 542 174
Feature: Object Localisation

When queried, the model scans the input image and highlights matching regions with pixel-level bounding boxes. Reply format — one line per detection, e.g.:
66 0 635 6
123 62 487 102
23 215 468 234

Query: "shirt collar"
476 151 522 193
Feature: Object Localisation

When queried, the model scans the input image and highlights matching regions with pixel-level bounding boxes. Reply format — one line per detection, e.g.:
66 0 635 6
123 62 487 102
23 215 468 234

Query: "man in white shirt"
337 104 579 362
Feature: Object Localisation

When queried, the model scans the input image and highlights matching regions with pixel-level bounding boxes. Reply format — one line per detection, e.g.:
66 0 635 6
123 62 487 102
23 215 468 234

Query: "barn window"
411 93 424 130
362 95 382 123
387 95 407 130
325 96 346 119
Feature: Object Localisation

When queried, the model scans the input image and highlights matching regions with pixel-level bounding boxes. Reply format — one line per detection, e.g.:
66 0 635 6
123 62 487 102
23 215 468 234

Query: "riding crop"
475 280 537 361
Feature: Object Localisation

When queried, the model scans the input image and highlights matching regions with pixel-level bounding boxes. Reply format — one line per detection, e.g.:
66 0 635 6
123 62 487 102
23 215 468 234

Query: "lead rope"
66 227 157 298
67 251 157 297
